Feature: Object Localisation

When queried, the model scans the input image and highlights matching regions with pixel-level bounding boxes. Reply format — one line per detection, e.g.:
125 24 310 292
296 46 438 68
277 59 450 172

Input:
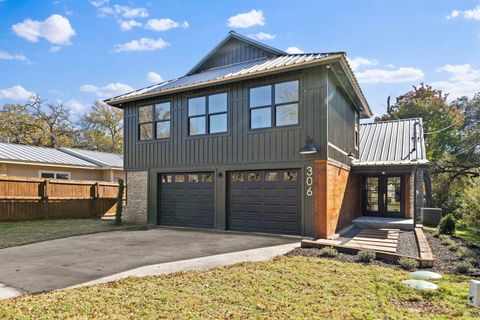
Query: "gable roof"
186 31 286 75
355 118 428 166
104 32 372 118
0 143 123 169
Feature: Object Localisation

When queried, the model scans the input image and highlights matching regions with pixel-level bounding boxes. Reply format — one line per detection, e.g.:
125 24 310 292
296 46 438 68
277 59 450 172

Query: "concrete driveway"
0 228 298 294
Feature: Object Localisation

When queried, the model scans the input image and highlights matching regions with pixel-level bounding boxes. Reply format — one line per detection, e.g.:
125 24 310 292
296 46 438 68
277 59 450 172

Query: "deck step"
352 217 414 231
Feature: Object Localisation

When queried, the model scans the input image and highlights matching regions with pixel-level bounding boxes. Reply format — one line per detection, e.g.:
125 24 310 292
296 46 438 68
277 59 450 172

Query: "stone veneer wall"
123 170 148 224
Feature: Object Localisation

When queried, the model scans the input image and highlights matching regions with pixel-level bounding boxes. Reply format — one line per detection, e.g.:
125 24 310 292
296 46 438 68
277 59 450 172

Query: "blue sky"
1 0 480 117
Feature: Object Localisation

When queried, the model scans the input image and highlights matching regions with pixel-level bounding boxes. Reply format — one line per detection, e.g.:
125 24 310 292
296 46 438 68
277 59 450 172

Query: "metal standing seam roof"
58 147 123 168
0 143 124 169
355 118 428 166
105 53 337 103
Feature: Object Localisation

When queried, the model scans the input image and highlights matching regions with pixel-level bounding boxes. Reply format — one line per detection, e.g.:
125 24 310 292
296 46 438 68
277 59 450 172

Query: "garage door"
228 169 301 235
159 172 215 229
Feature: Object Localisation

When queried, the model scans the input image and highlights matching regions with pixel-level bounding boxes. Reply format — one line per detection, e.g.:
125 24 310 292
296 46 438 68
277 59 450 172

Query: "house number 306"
306 166 313 197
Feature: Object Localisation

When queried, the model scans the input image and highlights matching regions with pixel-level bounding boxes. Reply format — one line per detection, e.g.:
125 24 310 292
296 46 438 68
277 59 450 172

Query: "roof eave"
105 54 345 107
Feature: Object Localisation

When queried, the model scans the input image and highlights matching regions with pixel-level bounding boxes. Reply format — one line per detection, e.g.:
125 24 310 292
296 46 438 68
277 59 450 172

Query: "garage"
227 169 301 235
159 172 215 229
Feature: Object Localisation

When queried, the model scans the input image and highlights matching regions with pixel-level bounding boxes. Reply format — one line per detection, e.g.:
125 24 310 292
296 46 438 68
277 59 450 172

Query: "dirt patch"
392 299 451 315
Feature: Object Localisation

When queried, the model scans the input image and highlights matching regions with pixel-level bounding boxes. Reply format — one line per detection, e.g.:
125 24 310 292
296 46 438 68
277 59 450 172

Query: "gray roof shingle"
356 118 428 166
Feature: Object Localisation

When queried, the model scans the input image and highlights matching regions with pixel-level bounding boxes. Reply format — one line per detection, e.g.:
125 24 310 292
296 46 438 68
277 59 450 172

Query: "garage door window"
162 175 173 183
201 173 214 182
265 172 279 182
248 173 261 182
175 175 185 183
188 174 199 183
231 173 244 182
284 171 298 181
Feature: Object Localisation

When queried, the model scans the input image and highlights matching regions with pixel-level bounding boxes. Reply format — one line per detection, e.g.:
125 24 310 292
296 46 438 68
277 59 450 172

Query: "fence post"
43 179 49 219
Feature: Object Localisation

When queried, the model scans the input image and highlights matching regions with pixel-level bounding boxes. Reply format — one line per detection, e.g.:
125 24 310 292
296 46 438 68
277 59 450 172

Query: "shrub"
448 244 460 252
465 258 479 268
318 246 338 257
357 250 376 263
439 235 456 246
460 179 480 229
438 214 456 235
457 247 476 260
114 178 125 226
398 257 419 271
454 261 472 274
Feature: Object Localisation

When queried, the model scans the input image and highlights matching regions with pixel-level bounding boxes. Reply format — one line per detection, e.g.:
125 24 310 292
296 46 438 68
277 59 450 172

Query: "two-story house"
105 31 428 238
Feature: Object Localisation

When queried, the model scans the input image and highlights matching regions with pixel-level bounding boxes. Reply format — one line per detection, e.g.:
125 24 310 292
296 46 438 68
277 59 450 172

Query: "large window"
188 93 228 135
138 102 171 141
249 80 299 129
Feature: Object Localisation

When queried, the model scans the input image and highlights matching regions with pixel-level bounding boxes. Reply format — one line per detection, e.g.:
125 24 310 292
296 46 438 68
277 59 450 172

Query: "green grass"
0 219 145 249
0 256 477 319
456 226 480 247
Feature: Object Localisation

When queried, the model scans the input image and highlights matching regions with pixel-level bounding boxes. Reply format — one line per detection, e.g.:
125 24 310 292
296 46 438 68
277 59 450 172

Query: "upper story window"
39 171 70 179
249 80 299 129
138 102 171 141
354 112 359 149
188 92 228 136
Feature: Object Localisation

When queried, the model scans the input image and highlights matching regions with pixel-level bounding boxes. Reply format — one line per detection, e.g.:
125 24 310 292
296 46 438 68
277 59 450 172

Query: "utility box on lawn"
468 280 480 307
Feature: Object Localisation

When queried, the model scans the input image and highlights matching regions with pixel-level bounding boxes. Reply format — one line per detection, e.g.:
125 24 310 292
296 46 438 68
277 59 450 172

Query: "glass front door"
363 175 404 217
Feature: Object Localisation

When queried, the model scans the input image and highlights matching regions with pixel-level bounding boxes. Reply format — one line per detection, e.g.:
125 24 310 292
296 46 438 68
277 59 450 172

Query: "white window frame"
354 112 359 150
38 170 71 180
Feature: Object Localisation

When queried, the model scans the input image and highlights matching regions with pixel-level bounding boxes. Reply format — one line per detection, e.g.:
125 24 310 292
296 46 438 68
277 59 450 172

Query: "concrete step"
352 217 414 231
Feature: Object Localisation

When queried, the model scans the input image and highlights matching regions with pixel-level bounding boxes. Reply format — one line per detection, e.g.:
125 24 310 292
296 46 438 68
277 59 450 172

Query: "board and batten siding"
191 38 276 73
123 66 334 171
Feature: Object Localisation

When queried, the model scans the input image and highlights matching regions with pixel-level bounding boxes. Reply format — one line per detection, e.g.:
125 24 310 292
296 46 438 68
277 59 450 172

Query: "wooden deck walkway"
344 228 399 253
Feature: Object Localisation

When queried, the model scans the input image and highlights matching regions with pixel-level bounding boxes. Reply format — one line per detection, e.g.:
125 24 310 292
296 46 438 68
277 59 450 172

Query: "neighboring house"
0 143 124 182
105 31 428 238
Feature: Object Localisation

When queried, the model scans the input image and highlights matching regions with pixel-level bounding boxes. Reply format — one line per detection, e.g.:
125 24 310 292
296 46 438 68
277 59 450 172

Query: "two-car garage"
158 169 302 235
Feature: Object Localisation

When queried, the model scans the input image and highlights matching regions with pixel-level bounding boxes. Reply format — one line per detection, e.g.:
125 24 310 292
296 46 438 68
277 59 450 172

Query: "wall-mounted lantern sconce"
299 136 317 155
347 151 356 160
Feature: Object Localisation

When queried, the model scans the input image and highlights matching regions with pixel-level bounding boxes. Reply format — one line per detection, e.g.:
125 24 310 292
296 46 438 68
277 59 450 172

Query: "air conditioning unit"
468 280 480 307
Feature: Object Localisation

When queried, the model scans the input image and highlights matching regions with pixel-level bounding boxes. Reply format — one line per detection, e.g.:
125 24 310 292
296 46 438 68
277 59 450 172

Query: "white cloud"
145 18 189 32
431 80 480 99
147 72 163 83
90 0 109 8
0 50 28 62
248 32 275 40
433 63 480 99
119 19 142 31
49 46 61 53
436 64 480 81
66 99 88 113
447 5 480 20
12 14 76 45
80 82 133 98
0 85 34 101
347 57 378 71
112 37 169 53
355 67 425 84
227 9 265 28
285 46 304 54
98 5 148 19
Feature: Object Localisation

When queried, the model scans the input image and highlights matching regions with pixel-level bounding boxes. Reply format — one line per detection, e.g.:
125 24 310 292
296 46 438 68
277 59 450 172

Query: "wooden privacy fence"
0 176 126 221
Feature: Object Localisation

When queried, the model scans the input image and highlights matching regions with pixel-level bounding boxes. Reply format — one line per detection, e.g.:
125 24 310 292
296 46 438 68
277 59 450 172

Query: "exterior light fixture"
347 151 356 159
299 136 317 155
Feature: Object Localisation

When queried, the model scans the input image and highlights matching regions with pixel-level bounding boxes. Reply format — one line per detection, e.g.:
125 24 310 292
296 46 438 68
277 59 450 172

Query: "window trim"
354 111 359 150
38 170 71 180
187 92 228 136
249 79 300 131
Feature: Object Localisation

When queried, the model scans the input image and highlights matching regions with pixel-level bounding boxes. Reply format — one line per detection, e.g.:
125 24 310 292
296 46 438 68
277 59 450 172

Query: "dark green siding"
193 38 276 73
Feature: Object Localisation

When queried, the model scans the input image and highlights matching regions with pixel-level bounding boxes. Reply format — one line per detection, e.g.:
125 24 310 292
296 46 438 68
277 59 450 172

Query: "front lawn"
0 219 145 249
0 256 477 319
